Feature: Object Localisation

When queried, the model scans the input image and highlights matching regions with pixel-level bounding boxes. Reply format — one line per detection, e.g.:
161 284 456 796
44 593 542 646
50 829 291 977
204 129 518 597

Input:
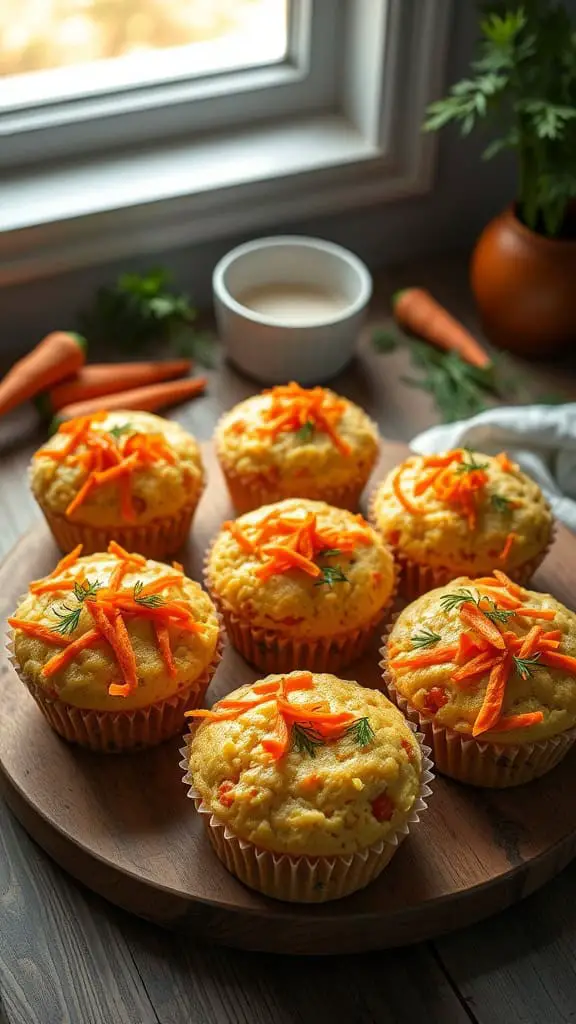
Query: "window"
0 1 453 287
2 1 290 108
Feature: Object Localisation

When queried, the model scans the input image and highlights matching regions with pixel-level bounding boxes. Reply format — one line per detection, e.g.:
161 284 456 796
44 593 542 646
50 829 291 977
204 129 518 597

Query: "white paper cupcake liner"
6 609 223 753
180 720 433 903
368 486 557 601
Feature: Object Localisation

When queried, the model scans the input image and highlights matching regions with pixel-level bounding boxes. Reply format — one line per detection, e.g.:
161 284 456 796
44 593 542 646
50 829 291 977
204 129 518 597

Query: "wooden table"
1 258 576 1024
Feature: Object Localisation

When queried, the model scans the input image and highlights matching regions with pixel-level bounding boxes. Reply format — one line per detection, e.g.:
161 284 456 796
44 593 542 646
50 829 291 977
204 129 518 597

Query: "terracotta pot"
470 205 576 357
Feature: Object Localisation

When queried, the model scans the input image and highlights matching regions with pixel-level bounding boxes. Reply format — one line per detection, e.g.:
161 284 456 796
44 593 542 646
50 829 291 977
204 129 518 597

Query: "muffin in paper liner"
6 624 223 754
368 487 556 602
179 723 434 903
215 408 379 515
38 499 201 561
218 454 369 515
379 619 576 788
204 535 398 675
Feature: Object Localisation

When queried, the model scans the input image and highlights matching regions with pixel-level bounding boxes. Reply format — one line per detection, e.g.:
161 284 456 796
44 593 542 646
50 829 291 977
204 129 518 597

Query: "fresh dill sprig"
108 422 134 442
291 722 325 757
345 717 375 747
296 421 315 443
480 599 515 625
513 653 542 680
73 579 102 602
410 628 442 650
439 588 478 613
52 578 102 635
439 587 515 625
318 548 342 558
490 493 514 513
133 580 166 608
315 565 349 587
291 716 376 757
454 449 489 474
53 604 83 635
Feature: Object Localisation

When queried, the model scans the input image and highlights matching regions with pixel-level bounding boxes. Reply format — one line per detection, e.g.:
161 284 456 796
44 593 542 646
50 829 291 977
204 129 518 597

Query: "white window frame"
0 0 452 287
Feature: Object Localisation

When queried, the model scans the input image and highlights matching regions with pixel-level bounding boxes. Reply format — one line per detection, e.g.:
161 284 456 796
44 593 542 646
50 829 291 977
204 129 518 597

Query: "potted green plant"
425 1 576 356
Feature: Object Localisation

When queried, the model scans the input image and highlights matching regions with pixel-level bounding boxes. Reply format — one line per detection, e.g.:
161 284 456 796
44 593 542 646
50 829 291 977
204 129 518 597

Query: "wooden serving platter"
1 442 576 955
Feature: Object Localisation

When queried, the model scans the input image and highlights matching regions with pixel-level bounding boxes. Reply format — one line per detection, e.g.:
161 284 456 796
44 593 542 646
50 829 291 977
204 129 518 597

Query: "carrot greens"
410 628 442 650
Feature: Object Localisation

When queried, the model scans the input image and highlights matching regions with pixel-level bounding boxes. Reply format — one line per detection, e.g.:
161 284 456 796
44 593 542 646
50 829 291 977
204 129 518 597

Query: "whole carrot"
53 376 207 425
0 332 86 417
39 358 192 413
393 288 491 369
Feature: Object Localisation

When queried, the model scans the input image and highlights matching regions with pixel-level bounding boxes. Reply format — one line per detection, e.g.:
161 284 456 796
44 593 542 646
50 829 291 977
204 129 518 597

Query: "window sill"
0 111 432 287
0 0 452 287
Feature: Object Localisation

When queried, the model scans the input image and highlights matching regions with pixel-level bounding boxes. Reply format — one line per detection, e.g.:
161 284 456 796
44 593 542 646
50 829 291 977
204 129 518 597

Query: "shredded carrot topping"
187 673 363 761
224 508 372 581
492 712 544 732
10 540 205 699
391 449 520 531
7 618 71 646
499 531 517 562
390 570 576 737
37 414 178 522
252 381 352 455
495 452 516 473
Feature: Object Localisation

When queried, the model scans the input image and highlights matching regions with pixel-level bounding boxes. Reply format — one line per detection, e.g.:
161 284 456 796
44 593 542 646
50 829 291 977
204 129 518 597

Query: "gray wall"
1 2 520 356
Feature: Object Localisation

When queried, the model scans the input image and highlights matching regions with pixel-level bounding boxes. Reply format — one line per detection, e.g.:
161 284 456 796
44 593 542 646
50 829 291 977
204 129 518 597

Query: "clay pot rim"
503 203 576 250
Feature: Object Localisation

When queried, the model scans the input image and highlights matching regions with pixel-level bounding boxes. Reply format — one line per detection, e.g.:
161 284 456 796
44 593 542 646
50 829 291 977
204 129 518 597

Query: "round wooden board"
2 441 576 955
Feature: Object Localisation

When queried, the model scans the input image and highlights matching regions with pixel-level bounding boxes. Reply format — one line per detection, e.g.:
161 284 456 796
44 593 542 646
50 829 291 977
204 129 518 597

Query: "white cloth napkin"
411 404 576 533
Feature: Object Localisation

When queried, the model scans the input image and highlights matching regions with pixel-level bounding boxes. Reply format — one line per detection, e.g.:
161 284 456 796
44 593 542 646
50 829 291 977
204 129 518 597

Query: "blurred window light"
1 0 289 108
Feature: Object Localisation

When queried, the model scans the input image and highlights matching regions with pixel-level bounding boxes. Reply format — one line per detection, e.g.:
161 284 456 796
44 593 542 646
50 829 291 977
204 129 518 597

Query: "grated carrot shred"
255 382 351 455
42 629 102 677
498 531 517 562
472 653 511 736
7 618 71 646
491 712 544 732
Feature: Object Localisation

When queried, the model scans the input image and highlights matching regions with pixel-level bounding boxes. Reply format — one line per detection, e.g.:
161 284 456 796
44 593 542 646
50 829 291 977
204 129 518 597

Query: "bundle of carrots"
389 570 576 737
0 330 206 423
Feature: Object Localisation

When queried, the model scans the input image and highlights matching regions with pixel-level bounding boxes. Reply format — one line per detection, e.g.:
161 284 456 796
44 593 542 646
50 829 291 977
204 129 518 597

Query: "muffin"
205 498 396 673
7 542 221 751
183 671 432 902
30 410 205 558
381 571 576 786
215 382 379 512
370 449 553 599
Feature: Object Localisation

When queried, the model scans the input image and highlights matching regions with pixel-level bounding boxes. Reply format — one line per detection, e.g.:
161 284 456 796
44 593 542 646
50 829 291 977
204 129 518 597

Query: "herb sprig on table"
373 328 564 423
78 268 215 367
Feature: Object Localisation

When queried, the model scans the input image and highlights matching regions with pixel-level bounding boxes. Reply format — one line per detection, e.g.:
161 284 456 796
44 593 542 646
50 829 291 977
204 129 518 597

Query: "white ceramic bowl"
212 235 373 385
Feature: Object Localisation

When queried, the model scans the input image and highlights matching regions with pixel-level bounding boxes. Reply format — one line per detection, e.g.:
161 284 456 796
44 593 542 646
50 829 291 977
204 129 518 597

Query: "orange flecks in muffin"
187 672 374 762
498 531 517 561
223 508 373 582
253 382 352 456
35 416 177 521
387 572 576 736
10 542 205 698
